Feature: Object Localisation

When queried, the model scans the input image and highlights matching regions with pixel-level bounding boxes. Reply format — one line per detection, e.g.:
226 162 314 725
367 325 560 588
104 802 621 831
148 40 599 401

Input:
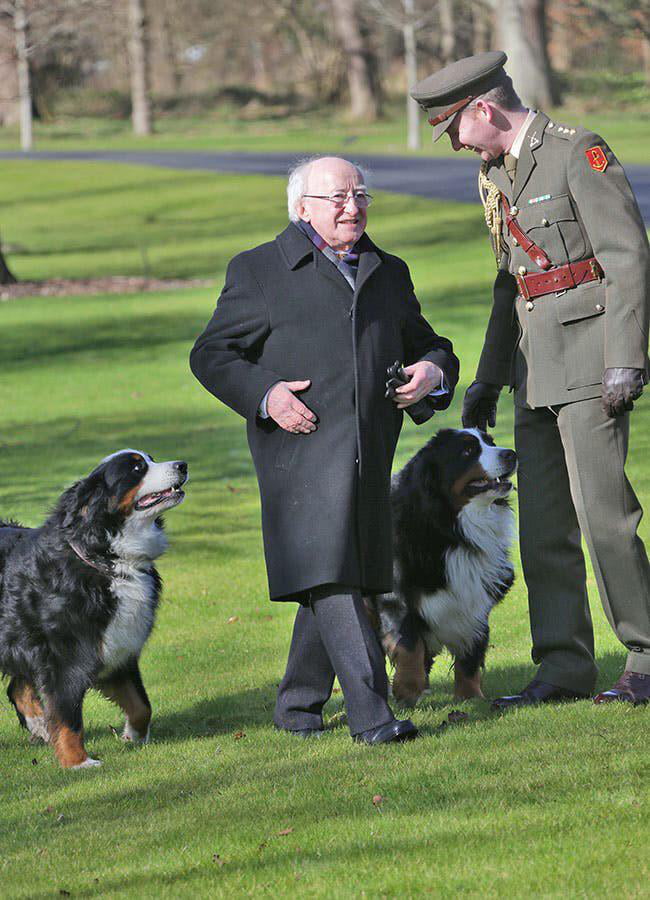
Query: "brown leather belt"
516 257 604 300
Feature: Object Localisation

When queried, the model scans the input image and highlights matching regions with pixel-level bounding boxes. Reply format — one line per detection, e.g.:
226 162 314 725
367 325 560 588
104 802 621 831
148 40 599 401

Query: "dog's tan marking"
99 679 151 739
453 661 484 699
10 679 44 719
450 462 489 511
118 483 141 514
50 720 89 768
384 632 428 707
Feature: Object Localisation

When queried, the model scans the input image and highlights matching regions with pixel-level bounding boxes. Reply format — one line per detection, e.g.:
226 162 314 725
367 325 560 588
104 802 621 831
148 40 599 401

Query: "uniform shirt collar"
509 109 537 160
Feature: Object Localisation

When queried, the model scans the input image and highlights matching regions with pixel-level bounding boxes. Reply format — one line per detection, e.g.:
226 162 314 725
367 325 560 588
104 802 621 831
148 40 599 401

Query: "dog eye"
132 460 144 471
462 446 474 457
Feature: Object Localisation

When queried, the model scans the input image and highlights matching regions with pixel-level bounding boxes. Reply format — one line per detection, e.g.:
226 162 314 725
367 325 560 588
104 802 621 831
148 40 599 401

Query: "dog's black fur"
0 450 187 768
369 428 516 704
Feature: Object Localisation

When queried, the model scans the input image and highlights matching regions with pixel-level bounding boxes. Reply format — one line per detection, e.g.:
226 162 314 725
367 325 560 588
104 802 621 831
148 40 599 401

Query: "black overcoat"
190 223 459 600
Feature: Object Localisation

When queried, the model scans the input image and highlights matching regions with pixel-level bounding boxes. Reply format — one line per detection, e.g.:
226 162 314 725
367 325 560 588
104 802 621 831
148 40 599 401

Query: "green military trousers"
515 398 650 693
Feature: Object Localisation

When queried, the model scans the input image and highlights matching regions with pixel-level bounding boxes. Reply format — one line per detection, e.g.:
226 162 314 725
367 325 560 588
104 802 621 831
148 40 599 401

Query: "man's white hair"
287 155 369 223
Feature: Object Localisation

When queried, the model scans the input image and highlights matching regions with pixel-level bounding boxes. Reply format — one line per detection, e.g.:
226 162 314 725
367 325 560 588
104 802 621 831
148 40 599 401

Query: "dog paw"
71 756 102 769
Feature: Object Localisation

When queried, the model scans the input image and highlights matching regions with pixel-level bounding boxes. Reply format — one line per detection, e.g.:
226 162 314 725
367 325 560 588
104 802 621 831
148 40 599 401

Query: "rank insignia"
586 146 608 173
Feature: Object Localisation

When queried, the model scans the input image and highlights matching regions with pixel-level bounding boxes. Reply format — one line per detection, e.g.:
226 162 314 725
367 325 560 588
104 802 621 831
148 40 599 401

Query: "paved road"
2 149 649 223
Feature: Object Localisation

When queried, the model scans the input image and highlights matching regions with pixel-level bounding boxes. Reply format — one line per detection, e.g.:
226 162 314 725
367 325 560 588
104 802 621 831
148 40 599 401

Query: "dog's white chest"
101 568 156 673
420 503 514 656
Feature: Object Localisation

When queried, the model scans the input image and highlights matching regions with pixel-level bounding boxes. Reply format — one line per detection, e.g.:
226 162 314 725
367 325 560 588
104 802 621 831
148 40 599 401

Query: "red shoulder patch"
585 146 608 173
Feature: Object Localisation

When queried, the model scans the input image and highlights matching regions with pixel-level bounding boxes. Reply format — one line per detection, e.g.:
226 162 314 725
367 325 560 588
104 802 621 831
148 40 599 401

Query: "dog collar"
68 540 114 576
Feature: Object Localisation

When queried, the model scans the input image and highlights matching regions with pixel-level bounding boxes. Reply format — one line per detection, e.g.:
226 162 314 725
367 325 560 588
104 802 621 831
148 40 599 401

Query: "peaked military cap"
411 51 508 142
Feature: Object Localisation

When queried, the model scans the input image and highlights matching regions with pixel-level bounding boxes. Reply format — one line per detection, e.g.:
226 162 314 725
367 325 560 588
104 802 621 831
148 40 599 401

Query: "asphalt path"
2 149 649 223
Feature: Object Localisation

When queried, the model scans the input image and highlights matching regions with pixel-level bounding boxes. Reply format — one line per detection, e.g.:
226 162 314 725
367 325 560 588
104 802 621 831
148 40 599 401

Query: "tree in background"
331 0 381 120
127 0 153 135
494 0 558 107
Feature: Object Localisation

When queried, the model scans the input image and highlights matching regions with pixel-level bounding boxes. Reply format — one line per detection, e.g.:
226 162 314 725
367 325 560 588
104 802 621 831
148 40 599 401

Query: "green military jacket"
475 111 650 408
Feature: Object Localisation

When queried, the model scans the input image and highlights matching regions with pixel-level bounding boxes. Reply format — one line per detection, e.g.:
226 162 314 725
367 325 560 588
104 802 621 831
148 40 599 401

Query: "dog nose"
174 461 188 476
500 449 517 466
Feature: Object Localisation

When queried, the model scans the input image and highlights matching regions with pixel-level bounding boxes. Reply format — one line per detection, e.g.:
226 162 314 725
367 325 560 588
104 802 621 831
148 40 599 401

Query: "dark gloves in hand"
462 381 501 430
385 360 432 425
601 367 645 418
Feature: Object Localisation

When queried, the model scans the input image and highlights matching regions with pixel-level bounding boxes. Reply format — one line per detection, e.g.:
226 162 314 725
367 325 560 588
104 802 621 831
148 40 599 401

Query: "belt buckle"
589 259 602 282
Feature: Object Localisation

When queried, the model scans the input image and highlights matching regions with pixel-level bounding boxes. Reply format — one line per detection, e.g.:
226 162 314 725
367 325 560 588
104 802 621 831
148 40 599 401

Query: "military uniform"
412 54 650 693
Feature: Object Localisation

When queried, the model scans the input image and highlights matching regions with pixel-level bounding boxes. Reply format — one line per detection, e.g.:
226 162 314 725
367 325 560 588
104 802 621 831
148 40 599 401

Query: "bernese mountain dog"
0 450 188 769
367 428 517 706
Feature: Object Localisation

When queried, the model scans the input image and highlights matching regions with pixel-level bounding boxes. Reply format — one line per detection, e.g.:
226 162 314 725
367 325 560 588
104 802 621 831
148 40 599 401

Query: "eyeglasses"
302 190 373 208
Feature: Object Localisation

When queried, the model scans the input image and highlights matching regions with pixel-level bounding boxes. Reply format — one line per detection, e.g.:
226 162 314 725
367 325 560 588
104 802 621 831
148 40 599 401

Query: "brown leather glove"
462 381 501 430
601 367 645 418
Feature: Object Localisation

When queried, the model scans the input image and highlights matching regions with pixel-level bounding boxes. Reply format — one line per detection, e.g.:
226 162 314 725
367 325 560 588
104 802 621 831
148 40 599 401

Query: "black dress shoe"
594 671 650 705
492 679 589 710
353 718 418 744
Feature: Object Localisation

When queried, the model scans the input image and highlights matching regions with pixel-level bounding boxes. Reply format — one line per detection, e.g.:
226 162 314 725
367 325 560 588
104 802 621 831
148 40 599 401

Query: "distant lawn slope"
0 163 648 897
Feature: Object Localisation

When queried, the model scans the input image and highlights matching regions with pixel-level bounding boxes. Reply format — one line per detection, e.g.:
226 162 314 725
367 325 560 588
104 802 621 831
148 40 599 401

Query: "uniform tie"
504 152 518 183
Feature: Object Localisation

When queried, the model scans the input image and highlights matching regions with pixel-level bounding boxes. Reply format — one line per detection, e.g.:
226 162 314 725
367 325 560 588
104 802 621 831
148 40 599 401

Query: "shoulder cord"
478 162 502 267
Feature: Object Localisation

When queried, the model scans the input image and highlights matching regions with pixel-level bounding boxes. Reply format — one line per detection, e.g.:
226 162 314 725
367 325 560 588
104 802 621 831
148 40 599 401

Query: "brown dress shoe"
594 671 650 705
492 679 589 710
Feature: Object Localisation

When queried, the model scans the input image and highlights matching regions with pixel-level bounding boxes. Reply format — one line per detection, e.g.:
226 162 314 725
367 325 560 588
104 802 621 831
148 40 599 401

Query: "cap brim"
431 111 458 143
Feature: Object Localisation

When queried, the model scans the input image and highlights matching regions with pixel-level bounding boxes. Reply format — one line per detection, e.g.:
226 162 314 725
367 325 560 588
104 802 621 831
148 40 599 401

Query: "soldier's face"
298 158 367 250
447 107 503 161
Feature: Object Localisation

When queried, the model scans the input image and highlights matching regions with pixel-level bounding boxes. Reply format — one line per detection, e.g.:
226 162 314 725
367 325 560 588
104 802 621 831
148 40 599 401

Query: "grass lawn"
0 104 648 165
0 163 649 898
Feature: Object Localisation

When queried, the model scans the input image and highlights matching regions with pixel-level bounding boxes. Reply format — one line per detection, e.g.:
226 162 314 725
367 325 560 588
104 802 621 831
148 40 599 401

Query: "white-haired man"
190 156 459 743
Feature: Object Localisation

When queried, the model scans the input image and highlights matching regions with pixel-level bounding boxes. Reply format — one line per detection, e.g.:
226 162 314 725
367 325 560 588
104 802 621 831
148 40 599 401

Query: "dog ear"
57 471 109 531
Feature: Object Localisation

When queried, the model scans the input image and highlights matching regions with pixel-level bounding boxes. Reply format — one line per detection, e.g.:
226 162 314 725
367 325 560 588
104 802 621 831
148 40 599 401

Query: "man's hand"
462 381 501 430
390 360 442 409
602 367 645 418
267 380 317 433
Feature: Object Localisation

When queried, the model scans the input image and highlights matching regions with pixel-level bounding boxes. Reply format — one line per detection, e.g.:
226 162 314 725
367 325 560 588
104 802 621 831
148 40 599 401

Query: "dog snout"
499 449 517 471
173 460 188 480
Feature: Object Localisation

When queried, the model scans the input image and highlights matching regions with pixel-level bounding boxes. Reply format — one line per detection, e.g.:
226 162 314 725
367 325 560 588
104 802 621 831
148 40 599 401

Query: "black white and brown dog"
367 428 517 705
0 450 188 769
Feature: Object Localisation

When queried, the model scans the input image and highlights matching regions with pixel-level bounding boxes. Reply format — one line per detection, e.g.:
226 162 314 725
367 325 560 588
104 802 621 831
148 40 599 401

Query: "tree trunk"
330 0 379 120
403 0 420 150
0 237 17 284
439 0 456 64
127 0 153 136
14 0 32 151
643 34 650 89
472 1 492 54
497 0 558 108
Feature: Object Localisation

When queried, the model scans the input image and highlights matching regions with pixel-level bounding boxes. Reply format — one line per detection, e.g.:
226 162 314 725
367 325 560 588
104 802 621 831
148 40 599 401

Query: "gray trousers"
516 398 650 693
274 584 394 736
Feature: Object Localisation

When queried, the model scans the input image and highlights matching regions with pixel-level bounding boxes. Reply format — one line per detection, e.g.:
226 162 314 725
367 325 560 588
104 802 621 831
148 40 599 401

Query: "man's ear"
296 201 309 223
474 99 494 123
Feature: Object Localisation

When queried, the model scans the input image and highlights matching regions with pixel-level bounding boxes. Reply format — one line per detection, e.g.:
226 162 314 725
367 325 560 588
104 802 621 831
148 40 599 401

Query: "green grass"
0 99 648 164
1 163 649 898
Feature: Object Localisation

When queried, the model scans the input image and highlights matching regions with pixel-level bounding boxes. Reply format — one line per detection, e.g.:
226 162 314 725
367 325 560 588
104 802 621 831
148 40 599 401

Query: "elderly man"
190 156 459 743
411 52 650 707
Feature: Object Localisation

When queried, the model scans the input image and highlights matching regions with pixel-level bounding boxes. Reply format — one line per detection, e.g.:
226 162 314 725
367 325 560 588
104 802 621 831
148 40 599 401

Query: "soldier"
411 51 650 706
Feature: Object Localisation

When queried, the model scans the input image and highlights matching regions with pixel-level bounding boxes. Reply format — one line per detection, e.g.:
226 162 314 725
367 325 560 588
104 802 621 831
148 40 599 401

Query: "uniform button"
511 205 519 215
595 304 604 311
355 457 359 465
541 218 549 226
526 301 535 311
511 238 519 247
518 265 527 275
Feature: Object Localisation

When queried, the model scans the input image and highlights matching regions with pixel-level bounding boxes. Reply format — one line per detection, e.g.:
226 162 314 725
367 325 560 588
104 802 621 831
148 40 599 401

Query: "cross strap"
501 194 553 271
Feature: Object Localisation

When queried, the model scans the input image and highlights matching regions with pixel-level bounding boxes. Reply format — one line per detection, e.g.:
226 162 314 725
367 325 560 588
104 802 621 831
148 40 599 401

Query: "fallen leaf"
42 806 55 815
56 814 66 825
278 827 294 836
234 731 246 740
332 687 341 694
227 485 241 493
59 891 71 897
227 616 239 624
212 854 225 867
372 794 383 807
31 758 38 766
447 710 469 724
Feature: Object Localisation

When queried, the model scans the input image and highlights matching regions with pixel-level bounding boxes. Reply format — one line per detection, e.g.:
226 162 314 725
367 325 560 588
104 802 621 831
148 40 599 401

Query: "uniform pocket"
519 194 586 265
555 289 605 389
